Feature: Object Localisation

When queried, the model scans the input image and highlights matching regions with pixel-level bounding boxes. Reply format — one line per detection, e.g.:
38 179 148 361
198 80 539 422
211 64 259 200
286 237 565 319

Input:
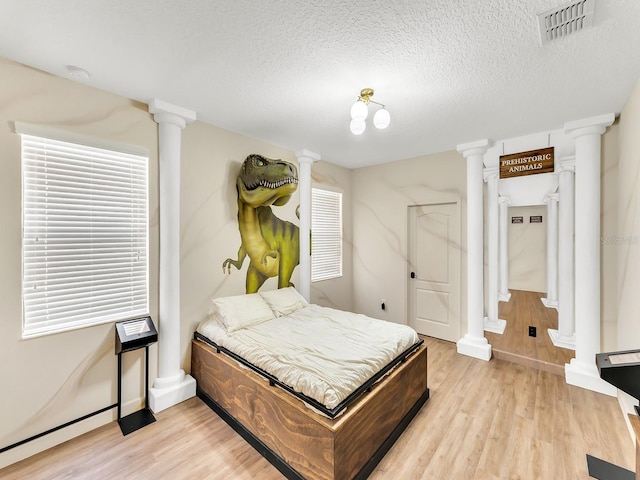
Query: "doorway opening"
487 205 574 374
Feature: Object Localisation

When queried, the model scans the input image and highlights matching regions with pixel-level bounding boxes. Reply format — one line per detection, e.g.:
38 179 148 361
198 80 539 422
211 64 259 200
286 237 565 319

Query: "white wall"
351 150 467 333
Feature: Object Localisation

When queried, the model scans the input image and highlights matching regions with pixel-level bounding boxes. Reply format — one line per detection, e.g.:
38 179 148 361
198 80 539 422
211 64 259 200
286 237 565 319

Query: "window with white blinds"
311 187 342 282
20 131 149 337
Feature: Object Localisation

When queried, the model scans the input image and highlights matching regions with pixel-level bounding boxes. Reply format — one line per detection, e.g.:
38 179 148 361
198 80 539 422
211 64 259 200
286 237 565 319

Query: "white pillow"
210 293 275 332
259 287 308 317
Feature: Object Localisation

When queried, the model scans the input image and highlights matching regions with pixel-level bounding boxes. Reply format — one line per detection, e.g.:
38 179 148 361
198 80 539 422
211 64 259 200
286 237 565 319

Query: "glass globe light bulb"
373 108 391 129
350 100 368 120
350 117 366 135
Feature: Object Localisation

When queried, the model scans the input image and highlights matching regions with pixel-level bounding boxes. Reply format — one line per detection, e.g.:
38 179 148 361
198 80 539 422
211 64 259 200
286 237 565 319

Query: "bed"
191 288 429 480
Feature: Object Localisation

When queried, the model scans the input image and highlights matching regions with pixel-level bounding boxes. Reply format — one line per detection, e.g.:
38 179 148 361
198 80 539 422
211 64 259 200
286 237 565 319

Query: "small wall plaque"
511 216 523 224
530 215 543 223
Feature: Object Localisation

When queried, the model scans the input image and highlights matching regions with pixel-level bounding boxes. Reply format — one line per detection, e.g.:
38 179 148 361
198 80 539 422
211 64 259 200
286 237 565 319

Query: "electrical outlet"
528 326 537 337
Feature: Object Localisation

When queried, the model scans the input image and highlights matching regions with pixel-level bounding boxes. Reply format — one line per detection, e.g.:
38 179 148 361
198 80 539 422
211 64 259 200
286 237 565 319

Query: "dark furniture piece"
191 334 429 480
587 349 640 480
115 316 158 436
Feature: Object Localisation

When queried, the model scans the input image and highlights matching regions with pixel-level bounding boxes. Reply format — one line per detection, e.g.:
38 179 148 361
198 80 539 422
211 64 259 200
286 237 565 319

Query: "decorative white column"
549 159 576 350
541 192 559 309
148 99 197 413
295 150 321 302
456 139 492 361
564 113 616 396
498 196 511 302
483 167 506 334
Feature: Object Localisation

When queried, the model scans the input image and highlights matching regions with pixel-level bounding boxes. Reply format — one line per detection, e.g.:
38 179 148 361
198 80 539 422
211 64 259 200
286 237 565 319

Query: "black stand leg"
117 353 122 420
117 345 156 436
145 345 150 410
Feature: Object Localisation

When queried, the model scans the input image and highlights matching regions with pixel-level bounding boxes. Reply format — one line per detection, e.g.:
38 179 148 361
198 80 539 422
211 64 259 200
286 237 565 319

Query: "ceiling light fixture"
349 88 390 135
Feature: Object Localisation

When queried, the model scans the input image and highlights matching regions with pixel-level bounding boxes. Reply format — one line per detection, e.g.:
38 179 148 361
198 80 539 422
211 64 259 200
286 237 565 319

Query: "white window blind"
311 187 342 282
21 133 149 337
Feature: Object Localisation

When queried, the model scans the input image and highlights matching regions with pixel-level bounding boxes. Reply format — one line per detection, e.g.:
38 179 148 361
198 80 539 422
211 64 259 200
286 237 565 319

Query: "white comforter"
197 304 420 410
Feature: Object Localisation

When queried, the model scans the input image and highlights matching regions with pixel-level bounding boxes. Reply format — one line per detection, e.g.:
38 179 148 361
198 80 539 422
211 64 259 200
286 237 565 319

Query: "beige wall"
350 150 467 332
3 50 637 468
507 205 547 293
0 57 308 468
179 135 358 372
0 58 159 467
310 160 354 311
179 123 300 373
616 78 640 352
601 122 620 352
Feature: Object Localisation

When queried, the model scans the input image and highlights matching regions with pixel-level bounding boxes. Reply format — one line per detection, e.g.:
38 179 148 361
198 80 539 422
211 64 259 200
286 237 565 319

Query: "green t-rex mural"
223 154 300 293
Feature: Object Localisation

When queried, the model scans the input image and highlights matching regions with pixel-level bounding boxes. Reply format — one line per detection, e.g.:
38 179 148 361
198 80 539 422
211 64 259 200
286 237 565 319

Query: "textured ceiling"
1 0 639 168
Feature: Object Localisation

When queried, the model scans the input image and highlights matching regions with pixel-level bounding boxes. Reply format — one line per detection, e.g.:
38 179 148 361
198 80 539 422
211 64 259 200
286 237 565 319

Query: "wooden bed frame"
191 336 429 480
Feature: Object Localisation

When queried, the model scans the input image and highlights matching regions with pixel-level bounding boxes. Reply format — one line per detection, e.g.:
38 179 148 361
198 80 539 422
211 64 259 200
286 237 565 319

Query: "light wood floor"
487 289 575 375
1 336 633 479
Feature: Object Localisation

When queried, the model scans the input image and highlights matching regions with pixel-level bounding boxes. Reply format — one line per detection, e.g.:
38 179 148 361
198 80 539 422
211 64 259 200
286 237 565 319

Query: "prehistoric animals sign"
499 147 554 179
223 154 300 293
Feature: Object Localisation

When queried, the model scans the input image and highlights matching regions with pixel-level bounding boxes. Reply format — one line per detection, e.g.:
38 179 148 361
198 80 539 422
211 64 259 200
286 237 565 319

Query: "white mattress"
197 304 420 410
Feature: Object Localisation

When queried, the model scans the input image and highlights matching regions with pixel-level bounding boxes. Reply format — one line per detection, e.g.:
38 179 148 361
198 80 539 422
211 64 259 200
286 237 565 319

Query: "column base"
565 359 617 396
541 297 559 310
457 334 492 361
149 371 197 413
498 291 511 302
548 329 576 350
484 317 507 334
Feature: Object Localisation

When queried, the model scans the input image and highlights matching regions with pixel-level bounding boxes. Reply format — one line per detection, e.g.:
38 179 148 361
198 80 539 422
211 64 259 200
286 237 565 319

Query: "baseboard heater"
0 403 117 454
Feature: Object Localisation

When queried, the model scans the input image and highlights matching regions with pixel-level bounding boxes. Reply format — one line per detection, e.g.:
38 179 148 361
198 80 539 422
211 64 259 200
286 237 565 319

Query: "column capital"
295 149 321 164
544 192 560 203
457 139 491 158
149 98 196 128
559 156 575 172
483 166 499 182
564 113 615 139
498 195 511 206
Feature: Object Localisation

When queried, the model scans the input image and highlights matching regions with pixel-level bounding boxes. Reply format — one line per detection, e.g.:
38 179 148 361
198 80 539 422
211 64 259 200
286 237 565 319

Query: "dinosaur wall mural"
223 154 300 293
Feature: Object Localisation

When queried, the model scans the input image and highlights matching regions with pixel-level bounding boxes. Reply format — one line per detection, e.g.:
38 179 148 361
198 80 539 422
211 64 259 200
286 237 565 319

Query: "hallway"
486 289 575 375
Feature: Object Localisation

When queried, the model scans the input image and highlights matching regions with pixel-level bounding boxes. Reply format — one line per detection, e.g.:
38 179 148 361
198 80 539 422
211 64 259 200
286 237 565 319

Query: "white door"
408 202 461 342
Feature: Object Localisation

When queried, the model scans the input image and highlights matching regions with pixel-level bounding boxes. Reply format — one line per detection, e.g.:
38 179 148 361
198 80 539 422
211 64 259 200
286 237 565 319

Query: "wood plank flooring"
487 289 575 375
1 336 633 480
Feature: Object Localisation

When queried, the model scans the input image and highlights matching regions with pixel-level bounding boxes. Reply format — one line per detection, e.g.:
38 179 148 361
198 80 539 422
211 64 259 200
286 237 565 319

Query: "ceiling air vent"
537 0 595 44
